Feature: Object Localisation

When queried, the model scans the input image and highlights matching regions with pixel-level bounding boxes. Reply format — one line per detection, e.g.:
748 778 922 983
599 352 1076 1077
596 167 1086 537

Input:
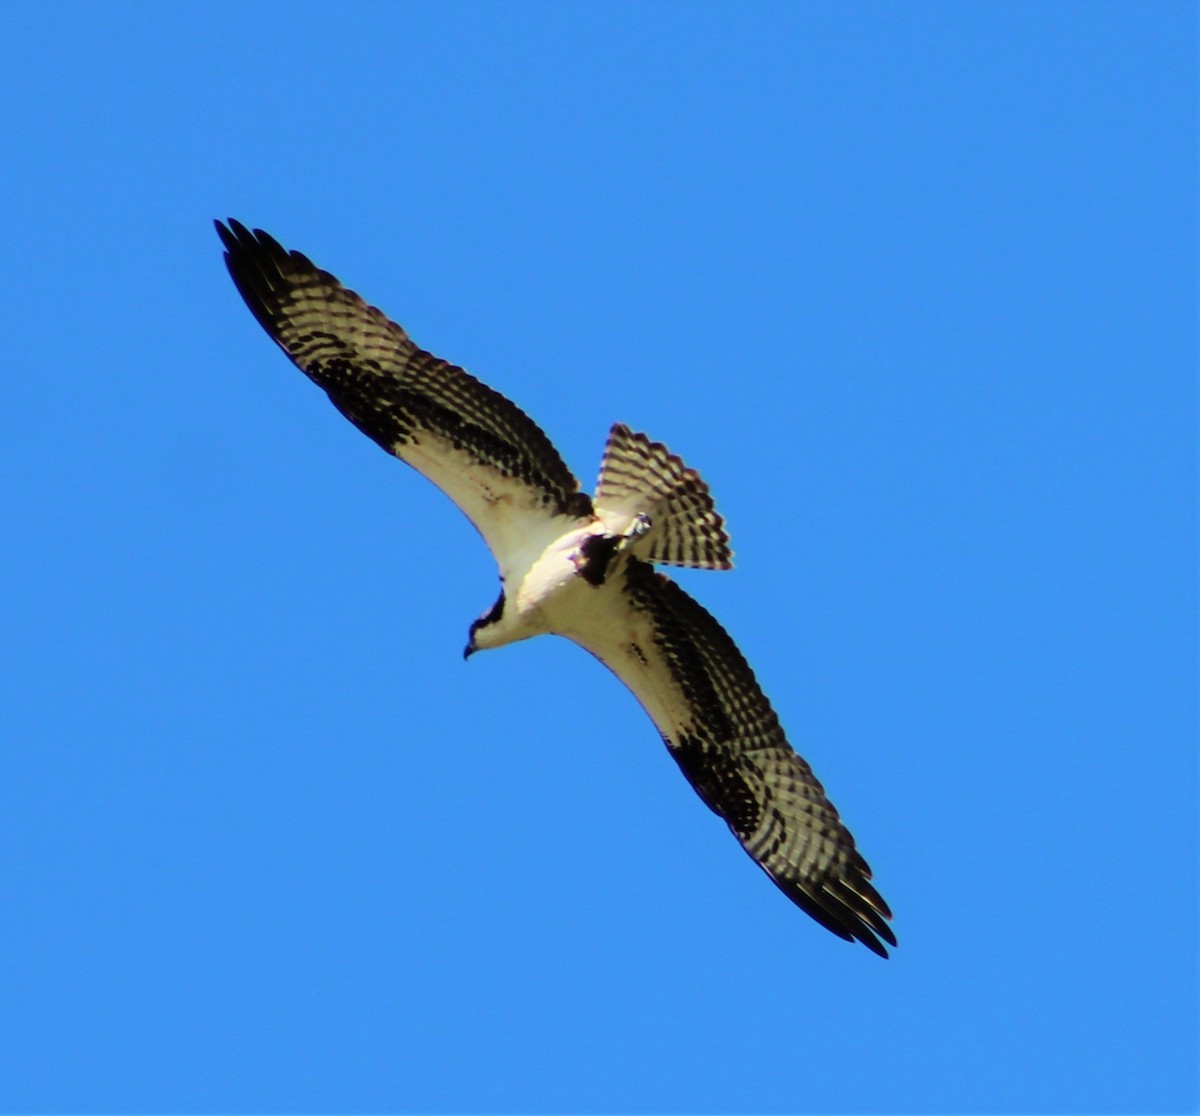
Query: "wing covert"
565 559 895 956
216 220 590 559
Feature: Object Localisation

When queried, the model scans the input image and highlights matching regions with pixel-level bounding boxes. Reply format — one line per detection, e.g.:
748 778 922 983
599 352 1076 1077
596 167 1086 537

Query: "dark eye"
482 590 505 625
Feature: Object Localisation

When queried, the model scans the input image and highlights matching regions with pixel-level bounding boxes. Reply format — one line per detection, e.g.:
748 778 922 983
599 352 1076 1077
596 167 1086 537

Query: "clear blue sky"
2 3 1195 1112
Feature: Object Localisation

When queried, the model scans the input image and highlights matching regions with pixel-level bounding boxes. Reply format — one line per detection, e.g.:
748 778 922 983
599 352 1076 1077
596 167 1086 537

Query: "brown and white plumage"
217 219 895 956
594 423 732 571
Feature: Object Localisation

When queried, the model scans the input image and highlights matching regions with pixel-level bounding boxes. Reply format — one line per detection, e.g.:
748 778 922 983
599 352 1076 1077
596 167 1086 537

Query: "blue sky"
1 2 1195 1112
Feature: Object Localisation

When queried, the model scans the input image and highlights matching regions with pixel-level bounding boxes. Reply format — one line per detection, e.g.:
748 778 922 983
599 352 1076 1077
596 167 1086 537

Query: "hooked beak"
463 641 475 661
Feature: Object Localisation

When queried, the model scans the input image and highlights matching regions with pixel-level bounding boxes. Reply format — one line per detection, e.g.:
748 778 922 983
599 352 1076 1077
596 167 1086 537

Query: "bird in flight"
216 220 896 956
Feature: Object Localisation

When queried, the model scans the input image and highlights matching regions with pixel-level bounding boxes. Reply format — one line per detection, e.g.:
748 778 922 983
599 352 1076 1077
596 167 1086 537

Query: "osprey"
216 220 896 957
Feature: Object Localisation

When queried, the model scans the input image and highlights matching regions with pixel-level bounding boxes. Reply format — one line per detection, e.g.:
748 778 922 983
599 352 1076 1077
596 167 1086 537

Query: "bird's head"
463 588 507 659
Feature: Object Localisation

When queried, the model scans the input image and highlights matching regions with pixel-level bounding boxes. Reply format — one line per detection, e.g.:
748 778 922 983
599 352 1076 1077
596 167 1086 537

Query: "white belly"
511 524 600 632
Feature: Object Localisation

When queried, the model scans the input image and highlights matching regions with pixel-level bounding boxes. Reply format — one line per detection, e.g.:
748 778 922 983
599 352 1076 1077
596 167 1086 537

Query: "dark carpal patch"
668 731 762 838
577 533 621 587
623 559 732 742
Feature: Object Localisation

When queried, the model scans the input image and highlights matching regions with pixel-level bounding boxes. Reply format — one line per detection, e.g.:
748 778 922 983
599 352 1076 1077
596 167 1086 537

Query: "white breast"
511 521 601 627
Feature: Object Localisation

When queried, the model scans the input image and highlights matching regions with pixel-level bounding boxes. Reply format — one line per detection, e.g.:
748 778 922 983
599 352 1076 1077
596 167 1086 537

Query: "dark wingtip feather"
213 218 299 346
859 930 891 959
788 879 893 958
214 217 256 256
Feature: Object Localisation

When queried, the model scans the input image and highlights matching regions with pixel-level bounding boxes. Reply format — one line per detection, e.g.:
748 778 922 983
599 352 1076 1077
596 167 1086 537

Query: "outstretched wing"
562 559 895 956
216 220 590 562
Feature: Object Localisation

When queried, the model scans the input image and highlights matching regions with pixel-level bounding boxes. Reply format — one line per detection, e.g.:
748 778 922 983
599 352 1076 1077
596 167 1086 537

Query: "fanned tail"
593 423 733 570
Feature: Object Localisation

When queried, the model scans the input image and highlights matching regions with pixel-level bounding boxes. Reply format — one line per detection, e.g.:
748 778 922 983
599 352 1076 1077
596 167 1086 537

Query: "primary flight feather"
216 219 896 957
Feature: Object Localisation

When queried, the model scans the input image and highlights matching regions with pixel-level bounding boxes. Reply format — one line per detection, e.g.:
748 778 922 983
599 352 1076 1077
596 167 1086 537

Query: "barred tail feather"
594 423 733 570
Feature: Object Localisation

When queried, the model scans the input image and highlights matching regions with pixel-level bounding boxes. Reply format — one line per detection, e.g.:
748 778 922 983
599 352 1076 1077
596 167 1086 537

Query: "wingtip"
848 907 896 958
214 218 278 252
214 217 252 255
862 934 891 959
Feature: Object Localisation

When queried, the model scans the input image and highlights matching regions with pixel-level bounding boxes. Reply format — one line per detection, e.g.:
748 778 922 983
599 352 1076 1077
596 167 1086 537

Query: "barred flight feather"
595 423 733 570
216 220 590 559
619 559 895 957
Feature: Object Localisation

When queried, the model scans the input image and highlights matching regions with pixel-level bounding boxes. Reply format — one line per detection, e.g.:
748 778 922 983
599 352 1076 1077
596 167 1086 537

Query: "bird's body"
216 220 896 956
469 515 607 651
